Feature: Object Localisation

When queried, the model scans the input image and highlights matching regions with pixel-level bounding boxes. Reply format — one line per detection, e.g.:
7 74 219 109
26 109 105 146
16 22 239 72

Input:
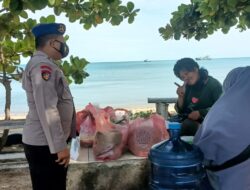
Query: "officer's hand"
188 111 200 121
56 148 70 168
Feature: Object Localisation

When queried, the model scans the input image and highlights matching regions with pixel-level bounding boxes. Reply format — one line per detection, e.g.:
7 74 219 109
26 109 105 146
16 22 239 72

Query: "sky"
28 0 250 62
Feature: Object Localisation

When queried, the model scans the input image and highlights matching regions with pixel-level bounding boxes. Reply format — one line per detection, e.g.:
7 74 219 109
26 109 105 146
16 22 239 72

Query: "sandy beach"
0 104 176 120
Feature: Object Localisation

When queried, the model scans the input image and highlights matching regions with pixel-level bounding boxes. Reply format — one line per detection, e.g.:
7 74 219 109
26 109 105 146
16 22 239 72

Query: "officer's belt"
204 145 250 172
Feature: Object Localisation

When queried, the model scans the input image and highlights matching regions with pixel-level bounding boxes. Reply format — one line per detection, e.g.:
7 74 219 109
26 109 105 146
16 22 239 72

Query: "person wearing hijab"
194 66 250 190
173 58 222 136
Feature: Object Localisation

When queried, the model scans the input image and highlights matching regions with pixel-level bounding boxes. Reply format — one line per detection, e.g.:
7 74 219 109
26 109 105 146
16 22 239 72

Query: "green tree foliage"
0 0 139 149
0 0 139 115
159 0 250 40
129 110 154 120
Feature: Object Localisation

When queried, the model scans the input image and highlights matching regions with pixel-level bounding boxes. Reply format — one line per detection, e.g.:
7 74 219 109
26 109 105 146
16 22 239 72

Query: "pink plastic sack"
128 114 169 157
93 107 129 161
76 103 110 147
93 125 128 161
76 109 96 147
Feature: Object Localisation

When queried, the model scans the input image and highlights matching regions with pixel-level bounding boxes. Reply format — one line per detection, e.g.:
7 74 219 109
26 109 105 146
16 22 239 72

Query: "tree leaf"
111 16 123 25
48 0 56 6
9 0 23 13
2 0 11 8
128 15 134 24
64 35 69 41
54 0 63 6
13 15 20 23
118 6 128 13
174 32 181 40
39 16 47 23
127 2 134 12
26 18 36 29
95 15 103 24
28 0 47 10
62 61 71 75
245 6 250 12
83 23 92 30
222 27 230 34
47 15 55 23
54 7 63 15
6 65 16 73
209 0 219 11
227 0 237 8
105 0 115 4
20 11 28 19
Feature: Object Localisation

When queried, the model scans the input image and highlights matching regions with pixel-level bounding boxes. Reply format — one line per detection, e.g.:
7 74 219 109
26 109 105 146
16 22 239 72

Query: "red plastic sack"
128 114 169 157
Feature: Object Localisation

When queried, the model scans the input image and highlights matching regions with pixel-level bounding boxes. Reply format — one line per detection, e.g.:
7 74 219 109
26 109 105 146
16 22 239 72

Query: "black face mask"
53 40 69 58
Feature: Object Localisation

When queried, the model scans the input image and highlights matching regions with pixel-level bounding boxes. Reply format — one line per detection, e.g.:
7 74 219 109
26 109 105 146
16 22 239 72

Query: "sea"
0 57 250 116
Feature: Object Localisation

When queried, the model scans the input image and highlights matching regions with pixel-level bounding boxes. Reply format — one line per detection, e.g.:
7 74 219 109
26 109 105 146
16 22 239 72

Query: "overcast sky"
30 0 250 62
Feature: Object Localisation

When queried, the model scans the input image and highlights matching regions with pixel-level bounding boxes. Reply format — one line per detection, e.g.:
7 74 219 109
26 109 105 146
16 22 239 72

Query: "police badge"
41 71 51 81
40 65 52 81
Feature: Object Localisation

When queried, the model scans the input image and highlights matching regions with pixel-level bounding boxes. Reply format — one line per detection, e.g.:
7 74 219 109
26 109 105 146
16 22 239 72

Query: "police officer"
22 23 76 190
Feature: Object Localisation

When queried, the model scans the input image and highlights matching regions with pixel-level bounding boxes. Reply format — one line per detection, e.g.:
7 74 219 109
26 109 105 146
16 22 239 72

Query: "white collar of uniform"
33 51 55 62
33 50 49 58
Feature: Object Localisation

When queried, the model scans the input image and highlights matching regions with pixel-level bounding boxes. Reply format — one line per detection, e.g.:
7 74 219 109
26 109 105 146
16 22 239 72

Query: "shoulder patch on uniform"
40 65 52 71
41 71 51 81
40 65 52 81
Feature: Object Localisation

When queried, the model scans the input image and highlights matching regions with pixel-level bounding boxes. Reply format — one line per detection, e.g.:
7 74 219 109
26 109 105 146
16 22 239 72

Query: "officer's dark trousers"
23 144 67 190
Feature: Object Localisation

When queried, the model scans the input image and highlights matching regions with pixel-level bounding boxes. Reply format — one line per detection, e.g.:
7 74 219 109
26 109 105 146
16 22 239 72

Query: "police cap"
32 23 66 38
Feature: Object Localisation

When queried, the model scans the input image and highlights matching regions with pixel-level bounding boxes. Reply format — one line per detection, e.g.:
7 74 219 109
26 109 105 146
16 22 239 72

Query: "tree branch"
0 8 7 13
0 74 12 80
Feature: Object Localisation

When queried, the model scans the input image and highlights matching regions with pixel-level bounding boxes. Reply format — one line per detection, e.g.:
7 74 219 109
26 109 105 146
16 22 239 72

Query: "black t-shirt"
176 76 223 119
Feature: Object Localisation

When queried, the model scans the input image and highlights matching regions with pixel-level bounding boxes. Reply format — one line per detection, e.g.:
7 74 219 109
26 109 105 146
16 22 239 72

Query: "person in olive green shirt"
173 58 222 136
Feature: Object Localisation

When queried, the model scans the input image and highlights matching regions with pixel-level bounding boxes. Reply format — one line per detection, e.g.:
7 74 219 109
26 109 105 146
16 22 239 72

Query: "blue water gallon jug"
149 122 205 190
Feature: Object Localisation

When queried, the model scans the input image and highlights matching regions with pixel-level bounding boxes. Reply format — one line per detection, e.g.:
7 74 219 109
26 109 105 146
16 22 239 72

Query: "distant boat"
195 56 211 61
144 59 151 62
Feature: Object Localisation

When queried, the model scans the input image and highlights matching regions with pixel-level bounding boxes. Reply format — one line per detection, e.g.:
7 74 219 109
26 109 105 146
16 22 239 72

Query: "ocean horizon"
1 57 250 116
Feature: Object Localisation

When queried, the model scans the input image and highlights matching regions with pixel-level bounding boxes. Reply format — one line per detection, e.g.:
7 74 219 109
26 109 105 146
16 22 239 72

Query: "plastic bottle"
149 122 205 190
